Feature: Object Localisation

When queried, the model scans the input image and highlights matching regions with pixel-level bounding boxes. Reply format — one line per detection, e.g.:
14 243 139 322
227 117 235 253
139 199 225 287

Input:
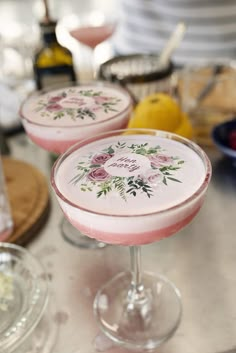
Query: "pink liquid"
70 24 115 49
27 116 128 154
20 84 132 154
53 133 211 245
63 204 202 245
27 133 78 155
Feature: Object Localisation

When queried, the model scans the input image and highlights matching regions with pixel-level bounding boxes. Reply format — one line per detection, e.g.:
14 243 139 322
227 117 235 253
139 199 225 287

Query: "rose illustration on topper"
70 141 184 201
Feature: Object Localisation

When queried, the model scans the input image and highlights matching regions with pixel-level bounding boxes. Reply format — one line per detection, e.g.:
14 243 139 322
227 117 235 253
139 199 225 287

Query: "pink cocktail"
20 82 132 248
70 24 115 49
67 11 117 79
20 82 132 155
51 129 211 350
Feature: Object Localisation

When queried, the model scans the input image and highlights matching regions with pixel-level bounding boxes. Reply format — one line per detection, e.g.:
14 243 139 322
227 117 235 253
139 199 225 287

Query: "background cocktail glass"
58 9 117 81
51 128 211 350
20 82 132 248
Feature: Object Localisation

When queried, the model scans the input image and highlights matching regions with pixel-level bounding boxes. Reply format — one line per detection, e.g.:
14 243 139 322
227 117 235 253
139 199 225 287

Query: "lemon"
175 113 193 140
127 93 193 139
128 93 182 131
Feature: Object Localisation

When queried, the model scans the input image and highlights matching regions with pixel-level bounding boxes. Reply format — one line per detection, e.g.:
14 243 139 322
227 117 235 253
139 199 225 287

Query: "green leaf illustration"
112 177 127 201
167 177 182 183
69 141 184 201
97 181 112 198
70 172 86 185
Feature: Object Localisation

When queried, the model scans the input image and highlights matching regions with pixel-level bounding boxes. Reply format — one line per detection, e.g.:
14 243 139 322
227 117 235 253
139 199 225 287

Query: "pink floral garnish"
94 96 110 104
49 96 63 103
147 172 162 184
91 153 113 165
75 98 86 106
149 154 173 167
141 170 163 186
91 105 101 112
87 168 110 181
46 103 62 112
36 89 120 121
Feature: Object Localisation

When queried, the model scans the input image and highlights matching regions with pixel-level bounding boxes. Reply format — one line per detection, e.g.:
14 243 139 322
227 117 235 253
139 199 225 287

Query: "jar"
98 53 174 104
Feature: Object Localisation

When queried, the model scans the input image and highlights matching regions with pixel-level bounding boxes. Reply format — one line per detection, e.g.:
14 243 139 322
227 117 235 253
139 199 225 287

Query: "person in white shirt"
113 0 236 66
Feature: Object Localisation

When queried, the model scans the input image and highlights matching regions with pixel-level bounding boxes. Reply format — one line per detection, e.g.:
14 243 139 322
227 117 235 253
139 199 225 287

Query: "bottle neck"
40 21 58 44
43 31 57 44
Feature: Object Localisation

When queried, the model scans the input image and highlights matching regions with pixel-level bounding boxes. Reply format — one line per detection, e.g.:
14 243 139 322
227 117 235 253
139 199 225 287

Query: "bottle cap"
39 20 57 34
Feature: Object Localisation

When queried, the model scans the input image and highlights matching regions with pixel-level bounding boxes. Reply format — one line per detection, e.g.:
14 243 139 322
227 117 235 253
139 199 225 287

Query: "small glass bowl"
0 242 48 353
178 62 236 146
98 53 174 103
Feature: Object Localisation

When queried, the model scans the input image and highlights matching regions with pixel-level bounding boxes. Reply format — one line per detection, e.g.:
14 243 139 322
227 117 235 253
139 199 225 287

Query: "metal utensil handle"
196 65 223 104
159 22 186 66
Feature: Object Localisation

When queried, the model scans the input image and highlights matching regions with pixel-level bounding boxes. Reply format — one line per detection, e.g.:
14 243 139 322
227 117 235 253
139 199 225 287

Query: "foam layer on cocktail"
20 84 132 154
53 133 210 245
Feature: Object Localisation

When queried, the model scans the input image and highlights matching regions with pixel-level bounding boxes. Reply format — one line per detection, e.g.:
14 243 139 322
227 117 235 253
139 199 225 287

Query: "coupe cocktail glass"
51 128 211 350
20 82 132 248
68 10 116 79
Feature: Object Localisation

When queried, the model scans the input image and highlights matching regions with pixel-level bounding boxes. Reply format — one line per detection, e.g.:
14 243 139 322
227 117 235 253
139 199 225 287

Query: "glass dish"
98 53 174 103
178 61 236 146
0 242 48 353
10 292 59 353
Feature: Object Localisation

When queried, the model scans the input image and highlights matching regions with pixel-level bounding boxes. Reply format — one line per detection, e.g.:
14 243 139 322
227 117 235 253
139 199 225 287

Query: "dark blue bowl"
212 118 236 161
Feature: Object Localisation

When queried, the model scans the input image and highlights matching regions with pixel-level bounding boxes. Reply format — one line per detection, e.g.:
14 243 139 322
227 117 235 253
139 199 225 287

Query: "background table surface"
6 132 236 353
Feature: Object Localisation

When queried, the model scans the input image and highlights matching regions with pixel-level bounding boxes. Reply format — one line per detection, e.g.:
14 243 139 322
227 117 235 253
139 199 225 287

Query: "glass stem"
129 246 145 301
88 47 95 80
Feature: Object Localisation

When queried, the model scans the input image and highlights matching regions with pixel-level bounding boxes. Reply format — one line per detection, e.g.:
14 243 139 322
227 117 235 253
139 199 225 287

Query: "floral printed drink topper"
23 86 130 126
70 141 185 202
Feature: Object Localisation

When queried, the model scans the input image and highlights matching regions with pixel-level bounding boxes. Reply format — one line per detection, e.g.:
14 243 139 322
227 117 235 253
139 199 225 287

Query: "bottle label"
35 66 76 90
41 73 74 89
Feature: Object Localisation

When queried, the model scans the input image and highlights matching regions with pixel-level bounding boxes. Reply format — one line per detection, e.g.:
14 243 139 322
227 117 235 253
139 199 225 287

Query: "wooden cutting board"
2 157 50 245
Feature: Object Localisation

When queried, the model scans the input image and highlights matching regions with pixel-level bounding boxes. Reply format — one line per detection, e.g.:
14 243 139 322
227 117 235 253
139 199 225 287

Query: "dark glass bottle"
0 127 10 155
34 20 77 90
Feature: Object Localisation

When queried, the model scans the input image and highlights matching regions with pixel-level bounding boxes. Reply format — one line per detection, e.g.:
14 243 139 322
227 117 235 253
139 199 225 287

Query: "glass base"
60 218 107 249
94 271 182 351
